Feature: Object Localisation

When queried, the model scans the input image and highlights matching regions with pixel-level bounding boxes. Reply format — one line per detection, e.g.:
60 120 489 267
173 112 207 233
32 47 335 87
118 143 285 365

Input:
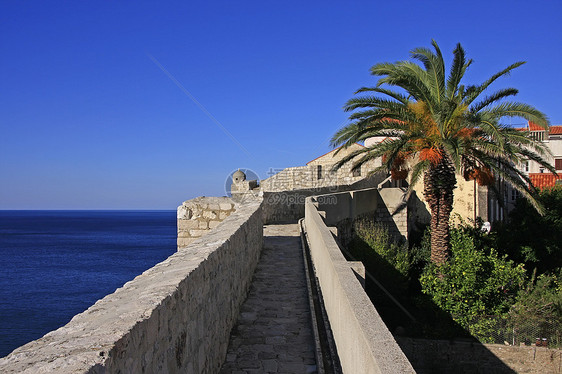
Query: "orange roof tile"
513 122 561 135
529 173 562 189
528 121 546 131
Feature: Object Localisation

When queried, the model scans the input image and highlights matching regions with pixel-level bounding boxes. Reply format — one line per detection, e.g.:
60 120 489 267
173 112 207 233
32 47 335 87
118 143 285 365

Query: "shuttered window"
556 159 562 171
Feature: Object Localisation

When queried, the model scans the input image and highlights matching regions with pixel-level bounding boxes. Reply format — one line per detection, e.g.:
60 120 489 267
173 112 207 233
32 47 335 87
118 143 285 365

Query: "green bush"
352 219 411 277
496 186 562 275
509 271 562 346
420 228 526 331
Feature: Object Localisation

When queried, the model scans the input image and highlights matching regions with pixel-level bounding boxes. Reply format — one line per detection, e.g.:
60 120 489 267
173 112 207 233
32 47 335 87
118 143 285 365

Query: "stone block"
199 220 209 229
177 206 193 220
219 203 233 211
203 210 218 219
189 229 207 237
178 219 199 231
177 237 195 248
209 220 221 229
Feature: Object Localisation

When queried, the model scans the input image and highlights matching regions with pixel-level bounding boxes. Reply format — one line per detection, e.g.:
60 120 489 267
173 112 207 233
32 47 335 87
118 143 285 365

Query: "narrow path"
219 224 317 374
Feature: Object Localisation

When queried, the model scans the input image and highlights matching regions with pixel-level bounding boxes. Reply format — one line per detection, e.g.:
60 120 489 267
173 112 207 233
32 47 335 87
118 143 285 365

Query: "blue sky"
1 1 561 209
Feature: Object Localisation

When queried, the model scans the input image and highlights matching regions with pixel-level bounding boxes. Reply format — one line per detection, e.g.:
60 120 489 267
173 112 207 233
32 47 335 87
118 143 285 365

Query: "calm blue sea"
0 210 177 358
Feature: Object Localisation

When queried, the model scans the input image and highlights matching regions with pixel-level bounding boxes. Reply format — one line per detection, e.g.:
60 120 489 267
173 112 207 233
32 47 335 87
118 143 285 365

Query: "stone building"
519 122 562 188
259 143 381 192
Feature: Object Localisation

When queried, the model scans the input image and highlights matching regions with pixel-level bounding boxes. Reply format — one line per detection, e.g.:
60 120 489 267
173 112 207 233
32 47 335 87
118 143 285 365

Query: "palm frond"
470 88 519 113
446 43 472 98
464 61 526 105
354 87 410 104
483 102 550 128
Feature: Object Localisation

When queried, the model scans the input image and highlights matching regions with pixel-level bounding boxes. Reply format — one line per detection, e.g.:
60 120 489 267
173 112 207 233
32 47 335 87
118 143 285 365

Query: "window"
317 165 323 179
352 166 361 177
511 188 520 201
531 131 545 141
555 159 562 171
523 161 529 173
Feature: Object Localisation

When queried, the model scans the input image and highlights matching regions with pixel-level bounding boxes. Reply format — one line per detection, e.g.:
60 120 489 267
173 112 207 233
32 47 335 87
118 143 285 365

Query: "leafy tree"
331 40 555 265
420 228 526 331
509 270 562 346
496 186 562 275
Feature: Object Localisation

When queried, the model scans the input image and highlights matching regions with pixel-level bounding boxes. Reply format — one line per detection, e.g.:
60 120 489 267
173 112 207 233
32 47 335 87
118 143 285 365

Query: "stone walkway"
219 224 317 374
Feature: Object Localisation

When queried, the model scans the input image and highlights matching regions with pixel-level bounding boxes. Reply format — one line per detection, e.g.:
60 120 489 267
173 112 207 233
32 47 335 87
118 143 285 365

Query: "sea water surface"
0 210 177 357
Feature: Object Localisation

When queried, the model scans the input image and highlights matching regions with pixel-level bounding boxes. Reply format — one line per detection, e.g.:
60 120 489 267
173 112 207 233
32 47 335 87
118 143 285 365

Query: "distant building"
485 122 562 222
259 143 381 192
518 122 562 188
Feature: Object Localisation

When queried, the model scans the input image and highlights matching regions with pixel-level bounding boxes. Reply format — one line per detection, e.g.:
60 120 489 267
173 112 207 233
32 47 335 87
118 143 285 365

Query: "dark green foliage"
349 218 412 294
420 228 526 333
496 186 562 275
348 207 562 344
348 219 468 338
509 270 562 346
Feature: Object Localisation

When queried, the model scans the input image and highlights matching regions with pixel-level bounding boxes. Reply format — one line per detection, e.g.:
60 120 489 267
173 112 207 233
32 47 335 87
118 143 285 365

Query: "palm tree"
332 40 556 266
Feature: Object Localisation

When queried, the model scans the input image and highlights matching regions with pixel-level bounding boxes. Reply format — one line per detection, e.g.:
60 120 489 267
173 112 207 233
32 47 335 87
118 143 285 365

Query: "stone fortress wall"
0 199 263 374
177 196 237 249
257 166 387 224
260 160 379 193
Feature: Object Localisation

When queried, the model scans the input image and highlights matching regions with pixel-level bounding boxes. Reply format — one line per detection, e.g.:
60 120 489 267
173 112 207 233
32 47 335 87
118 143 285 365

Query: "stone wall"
303 197 415 373
262 189 321 224
261 174 386 224
377 188 409 240
310 187 410 245
260 162 378 193
409 173 493 225
0 199 263 374
397 337 562 374
177 196 236 249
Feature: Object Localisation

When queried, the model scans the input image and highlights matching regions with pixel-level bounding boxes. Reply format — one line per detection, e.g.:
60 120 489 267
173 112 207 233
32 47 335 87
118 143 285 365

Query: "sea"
0 210 177 358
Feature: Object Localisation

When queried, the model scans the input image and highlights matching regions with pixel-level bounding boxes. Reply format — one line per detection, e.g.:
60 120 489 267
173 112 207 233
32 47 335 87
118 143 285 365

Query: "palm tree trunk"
423 157 457 266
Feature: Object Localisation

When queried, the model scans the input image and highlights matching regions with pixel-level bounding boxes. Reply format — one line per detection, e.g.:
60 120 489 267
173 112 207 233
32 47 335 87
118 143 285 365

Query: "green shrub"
420 228 526 331
352 219 411 277
496 186 562 275
509 271 562 346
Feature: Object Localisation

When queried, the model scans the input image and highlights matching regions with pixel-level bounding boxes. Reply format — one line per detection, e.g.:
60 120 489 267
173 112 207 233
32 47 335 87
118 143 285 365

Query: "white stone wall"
0 200 263 374
527 134 562 173
177 196 236 249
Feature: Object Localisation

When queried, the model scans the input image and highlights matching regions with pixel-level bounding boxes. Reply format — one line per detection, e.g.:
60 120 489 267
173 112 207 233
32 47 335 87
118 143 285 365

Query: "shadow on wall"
408 191 431 228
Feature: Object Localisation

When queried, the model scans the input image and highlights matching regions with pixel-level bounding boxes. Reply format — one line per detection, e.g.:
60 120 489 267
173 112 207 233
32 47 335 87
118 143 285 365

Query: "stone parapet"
303 196 415 373
310 186 409 242
177 196 236 249
260 174 387 225
0 199 263 374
